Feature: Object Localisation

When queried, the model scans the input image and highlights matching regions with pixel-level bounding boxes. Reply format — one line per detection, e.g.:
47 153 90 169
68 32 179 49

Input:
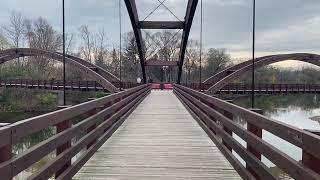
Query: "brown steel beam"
145 60 179 66
124 0 147 83
177 0 199 84
138 21 184 29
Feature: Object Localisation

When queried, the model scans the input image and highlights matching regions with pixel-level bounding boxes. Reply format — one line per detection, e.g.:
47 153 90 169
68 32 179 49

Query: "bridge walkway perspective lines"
74 91 240 179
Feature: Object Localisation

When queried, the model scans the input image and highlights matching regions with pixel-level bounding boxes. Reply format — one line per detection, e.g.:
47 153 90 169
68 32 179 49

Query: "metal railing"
182 82 320 94
0 84 151 180
0 79 139 91
174 84 320 180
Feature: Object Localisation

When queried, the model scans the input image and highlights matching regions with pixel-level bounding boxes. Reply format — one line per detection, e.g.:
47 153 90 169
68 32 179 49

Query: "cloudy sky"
1 0 320 66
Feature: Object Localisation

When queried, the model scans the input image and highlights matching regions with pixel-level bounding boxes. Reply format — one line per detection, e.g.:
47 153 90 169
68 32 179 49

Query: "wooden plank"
74 91 240 179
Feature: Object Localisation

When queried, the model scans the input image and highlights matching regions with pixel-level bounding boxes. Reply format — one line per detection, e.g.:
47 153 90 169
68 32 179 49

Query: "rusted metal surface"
174 84 320 180
0 48 118 92
0 84 151 179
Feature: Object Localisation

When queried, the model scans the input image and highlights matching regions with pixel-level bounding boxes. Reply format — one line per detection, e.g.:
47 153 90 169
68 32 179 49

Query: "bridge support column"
302 130 320 174
55 106 72 178
247 108 263 179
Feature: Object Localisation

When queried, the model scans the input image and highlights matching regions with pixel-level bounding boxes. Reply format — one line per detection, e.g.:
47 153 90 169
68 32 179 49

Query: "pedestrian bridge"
0 84 319 180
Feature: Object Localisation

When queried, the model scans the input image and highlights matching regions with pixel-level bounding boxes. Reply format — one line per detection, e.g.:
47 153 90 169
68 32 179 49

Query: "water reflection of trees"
233 94 320 114
13 127 54 155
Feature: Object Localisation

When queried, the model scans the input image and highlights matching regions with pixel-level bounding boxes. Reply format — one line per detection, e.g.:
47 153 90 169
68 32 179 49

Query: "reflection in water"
233 94 320 179
13 128 55 180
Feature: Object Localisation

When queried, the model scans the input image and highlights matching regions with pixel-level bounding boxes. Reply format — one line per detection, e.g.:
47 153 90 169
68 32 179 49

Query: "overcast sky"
1 0 320 67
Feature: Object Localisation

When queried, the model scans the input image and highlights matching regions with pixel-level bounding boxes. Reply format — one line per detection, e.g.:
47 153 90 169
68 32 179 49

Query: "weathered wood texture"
74 91 240 180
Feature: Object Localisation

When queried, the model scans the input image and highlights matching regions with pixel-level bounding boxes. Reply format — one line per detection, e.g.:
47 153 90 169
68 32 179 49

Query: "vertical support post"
119 0 123 90
247 108 262 179
222 100 233 151
86 108 97 149
62 0 66 105
302 130 320 174
251 0 256 108
0 125 12 169
55 114 71 178
199 0 203 92
86 81 89 91
44 80 47 89
279 84 281 93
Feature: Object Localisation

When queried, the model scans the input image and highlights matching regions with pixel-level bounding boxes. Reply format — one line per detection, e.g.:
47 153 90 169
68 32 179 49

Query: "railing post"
86 108 97 149
86 81 89 91
55 106 72 178
302 130 320 174
0 125 12 171
247 108 263 179
266 84 268 94
222 100 233 151
70 80 73 90
43 80 47 89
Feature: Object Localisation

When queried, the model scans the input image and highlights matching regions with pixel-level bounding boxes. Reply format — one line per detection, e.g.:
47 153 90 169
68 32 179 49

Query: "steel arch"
0 48 119 93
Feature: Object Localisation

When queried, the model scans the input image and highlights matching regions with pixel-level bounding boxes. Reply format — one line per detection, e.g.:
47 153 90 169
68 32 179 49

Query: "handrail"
173 84 320 180
181 82 320 93
0 84 151 179
0 79 139 91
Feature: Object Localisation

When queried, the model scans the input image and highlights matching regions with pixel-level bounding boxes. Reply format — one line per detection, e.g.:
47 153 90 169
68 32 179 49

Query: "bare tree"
78 25 93 62
2 11 25 48
0 33 10 50
204 48 231 79
184 40 200 83
24 17 63 78
65 33 74 54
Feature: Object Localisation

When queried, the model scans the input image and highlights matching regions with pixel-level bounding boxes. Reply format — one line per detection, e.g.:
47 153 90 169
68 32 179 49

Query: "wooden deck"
74 91 240 180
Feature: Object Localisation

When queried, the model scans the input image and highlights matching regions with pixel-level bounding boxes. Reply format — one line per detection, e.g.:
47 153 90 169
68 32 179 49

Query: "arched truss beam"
205 53 320 95
177 0 199 84
203 55 274 85
0 48 118 93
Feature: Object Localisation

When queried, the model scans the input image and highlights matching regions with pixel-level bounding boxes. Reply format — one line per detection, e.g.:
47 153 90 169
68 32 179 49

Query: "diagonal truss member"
124 0 198 84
